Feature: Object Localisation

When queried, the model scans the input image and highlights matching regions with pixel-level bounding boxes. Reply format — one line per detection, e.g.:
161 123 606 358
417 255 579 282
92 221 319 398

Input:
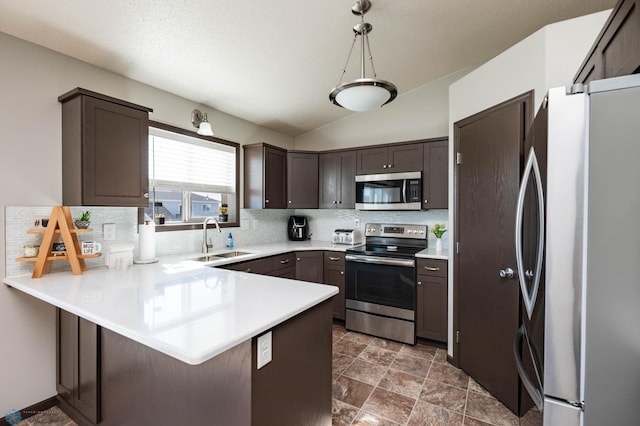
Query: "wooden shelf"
27 228 92 234
16 253 101 263
18 206 93 278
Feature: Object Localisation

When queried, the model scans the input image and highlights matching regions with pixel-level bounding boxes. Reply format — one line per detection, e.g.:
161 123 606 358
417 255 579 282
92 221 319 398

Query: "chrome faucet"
202 216 221 253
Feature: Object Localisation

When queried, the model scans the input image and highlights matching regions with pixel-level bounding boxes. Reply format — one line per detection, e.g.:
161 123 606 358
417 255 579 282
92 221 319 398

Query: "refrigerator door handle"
515 147 545 319
514 325 544 411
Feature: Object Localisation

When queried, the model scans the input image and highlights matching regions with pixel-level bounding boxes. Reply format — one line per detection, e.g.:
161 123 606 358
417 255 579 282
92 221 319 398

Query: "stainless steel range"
345 223 427 344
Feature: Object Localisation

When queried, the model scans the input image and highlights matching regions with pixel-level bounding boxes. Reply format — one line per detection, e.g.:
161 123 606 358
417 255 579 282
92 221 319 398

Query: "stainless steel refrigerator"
513 74 640 425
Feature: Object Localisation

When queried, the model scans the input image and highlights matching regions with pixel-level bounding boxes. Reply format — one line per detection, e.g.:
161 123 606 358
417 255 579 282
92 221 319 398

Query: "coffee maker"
287 216 309 241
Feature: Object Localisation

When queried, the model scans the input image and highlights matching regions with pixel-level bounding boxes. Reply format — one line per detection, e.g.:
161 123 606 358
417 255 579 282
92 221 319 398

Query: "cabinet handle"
340 271 344 275
382 164 388 169
329 256 340 261
338 201 342 204
265 199 269 203
288 200 292 204
418 281 422 286
388 164 393 168
333 201 337 204
297 258 301 261
280 259 290 264
424 199 428 204
245 268 252 272
143 193 149 199
424 266 440 271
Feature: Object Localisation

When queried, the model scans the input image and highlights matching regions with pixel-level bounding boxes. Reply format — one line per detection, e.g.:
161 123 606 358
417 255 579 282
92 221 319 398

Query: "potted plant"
74 211 91 229
429 223 447 252
218 203 228 223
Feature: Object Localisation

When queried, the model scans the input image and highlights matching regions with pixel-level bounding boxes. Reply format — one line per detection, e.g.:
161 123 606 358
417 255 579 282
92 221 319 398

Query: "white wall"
0 31 294 416
294 68 472 150
446 10 610 355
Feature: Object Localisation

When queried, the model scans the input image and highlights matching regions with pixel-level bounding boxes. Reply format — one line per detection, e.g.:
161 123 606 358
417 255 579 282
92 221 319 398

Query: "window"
144 122 240 230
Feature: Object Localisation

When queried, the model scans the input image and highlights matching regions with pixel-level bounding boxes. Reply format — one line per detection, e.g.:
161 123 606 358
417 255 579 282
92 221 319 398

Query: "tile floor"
332 324 538 426
11 325 537 426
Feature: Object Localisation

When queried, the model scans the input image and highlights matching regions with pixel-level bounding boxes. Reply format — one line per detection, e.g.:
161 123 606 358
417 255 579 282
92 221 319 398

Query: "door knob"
499 267 515 279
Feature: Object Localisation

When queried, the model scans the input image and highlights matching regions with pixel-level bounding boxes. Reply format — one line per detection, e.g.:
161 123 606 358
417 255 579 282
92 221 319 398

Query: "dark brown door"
287 152 318 208
454 92 532 414
264 146 287 209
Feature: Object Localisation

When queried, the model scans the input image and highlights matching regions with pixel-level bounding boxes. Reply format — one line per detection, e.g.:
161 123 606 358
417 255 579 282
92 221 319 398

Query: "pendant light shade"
329 0 397 112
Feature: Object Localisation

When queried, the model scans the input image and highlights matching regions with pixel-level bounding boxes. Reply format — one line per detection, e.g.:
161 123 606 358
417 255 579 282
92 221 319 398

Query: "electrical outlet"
103 223 117 241
257 331 272 369
354 218 360 228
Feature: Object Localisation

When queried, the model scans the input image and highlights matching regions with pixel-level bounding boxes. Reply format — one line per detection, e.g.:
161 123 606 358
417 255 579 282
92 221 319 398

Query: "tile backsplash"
4 206 448 277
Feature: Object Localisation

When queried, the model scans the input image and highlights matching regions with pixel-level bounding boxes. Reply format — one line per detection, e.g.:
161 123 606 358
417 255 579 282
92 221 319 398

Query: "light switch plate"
257 331 272 369
103 223 117 241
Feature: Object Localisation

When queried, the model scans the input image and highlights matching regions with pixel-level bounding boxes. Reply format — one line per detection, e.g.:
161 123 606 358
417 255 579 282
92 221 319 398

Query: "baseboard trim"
54 396 93 426
0 396 57 425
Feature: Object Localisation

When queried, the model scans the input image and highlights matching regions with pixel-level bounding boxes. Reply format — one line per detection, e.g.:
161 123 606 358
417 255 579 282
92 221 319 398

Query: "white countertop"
3 242 340 366
415 247 449 260
3 239 446 366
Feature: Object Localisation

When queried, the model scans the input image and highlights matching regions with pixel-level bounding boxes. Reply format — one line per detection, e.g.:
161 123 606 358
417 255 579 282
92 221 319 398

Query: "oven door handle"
345 254 415 267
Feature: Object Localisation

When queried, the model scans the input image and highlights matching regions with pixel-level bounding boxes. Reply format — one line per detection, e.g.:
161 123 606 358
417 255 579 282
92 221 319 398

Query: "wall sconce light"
191 109 214 136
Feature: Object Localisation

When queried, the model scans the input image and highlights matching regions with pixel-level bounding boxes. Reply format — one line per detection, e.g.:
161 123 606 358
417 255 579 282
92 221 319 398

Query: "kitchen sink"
192 251 252 262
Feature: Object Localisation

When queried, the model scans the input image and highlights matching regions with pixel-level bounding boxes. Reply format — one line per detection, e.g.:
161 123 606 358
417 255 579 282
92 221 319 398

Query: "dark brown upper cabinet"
356 143 424 174
318 150 357 209
59 88 152 207
422 138 449 209
243 143 287 209
574 0 640 84
287 151 318 209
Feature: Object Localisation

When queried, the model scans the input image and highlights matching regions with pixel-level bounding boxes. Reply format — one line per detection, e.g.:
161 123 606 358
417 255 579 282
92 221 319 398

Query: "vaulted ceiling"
0 0 616 136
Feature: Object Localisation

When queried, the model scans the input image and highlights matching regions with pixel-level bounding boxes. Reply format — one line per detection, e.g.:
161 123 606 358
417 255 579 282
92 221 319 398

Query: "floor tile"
358 345 398 367
407 400 464 426
361 387 416 425
369 337 403 352
333 352 355 380
332 398 360 426
465 391 518 426
352 410 401 425
334 337 368 358
390 352 431 378
344 331 374 344
378 367 425 399
434 348 448 364
332 375 376 408
342 358 388 386
427 361 470 389
399 343 437 361
15 406 77 426
468 377 492 397
420 379 468 413
463 415 494 425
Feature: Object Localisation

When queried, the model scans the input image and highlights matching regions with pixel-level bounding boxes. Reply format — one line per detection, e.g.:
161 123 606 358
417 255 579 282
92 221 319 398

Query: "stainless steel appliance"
332 229 362 245
345 223 427 344
512 75 640 425
355 172 422 210
287 216 309 241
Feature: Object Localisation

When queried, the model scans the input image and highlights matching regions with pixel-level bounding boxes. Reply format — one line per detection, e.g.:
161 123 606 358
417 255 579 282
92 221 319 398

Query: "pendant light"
329 0 397 112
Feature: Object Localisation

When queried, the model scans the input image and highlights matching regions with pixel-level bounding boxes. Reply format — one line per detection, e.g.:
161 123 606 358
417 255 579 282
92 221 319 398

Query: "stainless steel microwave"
355 172 422 210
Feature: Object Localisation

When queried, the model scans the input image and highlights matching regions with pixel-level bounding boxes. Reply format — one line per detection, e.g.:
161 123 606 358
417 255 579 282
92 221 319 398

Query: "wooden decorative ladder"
16 206 101 278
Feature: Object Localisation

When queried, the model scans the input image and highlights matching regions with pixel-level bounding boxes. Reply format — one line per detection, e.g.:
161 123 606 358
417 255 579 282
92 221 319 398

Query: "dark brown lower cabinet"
268 252 296 278
416 259 448 342
323 252 346 320
295 251 324 283
56 308 100 424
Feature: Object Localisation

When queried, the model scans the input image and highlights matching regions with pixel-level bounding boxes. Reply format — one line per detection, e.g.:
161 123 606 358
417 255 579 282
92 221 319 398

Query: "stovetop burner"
346 223 428 258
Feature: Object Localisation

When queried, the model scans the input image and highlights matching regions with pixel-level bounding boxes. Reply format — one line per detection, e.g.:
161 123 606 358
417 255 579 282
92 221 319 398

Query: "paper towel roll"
138 221 156 261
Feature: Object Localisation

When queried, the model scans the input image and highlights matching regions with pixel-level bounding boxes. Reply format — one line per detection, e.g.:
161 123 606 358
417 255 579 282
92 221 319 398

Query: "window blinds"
149 127 236 193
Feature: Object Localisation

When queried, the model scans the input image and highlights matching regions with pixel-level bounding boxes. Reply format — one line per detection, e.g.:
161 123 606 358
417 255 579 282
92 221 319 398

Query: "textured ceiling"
0 0 616 136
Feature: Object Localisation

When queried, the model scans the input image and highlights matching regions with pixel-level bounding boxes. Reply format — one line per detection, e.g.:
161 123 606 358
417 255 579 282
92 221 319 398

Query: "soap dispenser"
226 232 234 249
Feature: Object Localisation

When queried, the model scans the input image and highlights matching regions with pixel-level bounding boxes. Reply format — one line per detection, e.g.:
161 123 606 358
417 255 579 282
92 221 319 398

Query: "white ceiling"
0 0 615 136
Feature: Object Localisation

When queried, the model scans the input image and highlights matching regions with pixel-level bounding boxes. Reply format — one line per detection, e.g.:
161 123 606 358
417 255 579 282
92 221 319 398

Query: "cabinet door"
264 147 287 209
388 143 424 173
222 257 273 274
319 150 356 209
295 251 324 282
56 309 100 423
416 274 448 342
323 252 346 320
356 147 388 174
599 0 640 79
338 150 357 209
287 152 318 208
422 140 449 209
